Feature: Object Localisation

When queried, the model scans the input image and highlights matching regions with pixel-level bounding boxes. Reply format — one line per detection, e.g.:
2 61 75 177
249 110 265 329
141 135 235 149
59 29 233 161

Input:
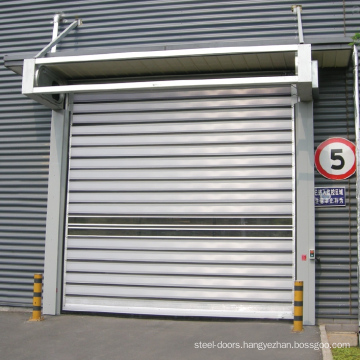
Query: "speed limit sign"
315 138 356 180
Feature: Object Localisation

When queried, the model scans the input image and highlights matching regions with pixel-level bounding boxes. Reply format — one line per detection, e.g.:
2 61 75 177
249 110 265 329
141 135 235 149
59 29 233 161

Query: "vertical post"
51 14 62 53
352 45 360 345
293 280 304 332
295 101 316 325
43 105 70 315
29 274 43 321
291 5 304 44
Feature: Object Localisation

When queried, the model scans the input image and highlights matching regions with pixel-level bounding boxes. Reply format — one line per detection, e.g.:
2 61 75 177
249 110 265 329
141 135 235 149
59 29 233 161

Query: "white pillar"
43 107 70 315
295 101 316 325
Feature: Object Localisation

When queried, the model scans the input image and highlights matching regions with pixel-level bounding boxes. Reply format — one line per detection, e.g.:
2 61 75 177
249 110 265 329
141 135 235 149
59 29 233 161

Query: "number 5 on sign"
315 138 356 180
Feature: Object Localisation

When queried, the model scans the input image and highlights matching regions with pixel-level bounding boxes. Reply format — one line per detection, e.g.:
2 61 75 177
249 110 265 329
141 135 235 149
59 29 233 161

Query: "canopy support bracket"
35 16 82 58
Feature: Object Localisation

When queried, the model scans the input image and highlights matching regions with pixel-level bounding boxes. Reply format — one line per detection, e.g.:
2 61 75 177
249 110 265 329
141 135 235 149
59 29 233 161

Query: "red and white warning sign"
315 137 356 180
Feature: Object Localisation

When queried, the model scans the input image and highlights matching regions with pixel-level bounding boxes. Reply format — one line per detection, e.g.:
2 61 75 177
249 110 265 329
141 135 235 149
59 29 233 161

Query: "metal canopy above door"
62 85 295 319
20 44 317 110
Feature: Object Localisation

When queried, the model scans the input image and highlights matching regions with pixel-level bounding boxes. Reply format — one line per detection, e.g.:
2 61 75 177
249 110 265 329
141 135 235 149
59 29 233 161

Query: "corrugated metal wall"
314 67 358 319
0 97 49 307
0 0 359 315
1 0 359 55
0 3 52 307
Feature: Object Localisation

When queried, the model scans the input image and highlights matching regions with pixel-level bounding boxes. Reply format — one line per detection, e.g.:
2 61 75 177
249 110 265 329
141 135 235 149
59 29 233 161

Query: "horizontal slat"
68 203 293 215
316 293 358 301
70 131 291 147
66 249 292 264
0 291 33 298
67 217 292 227
73 108 291 124
0 283 33 290
0 199 46 206
63 296 293 319
69 179 292 192
66 237 292 251
67 228 292 238
66 273 292 290
71 120 292 136
69 168 292 180
0 258 44 265
68 191 292 203
0 193 47 201
0 139 50 148
73 97 292 113
0 271 39 279
0 238 45 246
0 263 43 271
66 262 293 277
0 244 44 252
70 143 292 158
0 250 44 259
69 155 292 169
73 87 292 103
65 284 293 302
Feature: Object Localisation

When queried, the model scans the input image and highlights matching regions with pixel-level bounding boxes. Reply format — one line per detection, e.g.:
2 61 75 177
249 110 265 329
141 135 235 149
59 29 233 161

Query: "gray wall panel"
0 1 52 307
314 67 358 319
0 79 50 306
1 1 359 56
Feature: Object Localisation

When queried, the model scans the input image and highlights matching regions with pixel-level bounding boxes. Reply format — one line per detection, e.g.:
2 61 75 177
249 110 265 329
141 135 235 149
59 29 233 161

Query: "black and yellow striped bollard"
293 280 303 332
29 274 44 321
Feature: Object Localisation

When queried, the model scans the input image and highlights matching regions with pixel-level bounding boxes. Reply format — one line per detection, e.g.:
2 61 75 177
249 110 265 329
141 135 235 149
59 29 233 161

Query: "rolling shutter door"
63 86 295 319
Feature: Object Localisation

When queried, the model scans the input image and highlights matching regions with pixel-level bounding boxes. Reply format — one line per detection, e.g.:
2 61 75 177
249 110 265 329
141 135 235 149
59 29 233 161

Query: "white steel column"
43 106 70 315
295 101 316 325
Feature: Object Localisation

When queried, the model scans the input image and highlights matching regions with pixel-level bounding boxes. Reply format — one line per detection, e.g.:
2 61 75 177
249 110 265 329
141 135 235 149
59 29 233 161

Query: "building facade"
0 1 359 327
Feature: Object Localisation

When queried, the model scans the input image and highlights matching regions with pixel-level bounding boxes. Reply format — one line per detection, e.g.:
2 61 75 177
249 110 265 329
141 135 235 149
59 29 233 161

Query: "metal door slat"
70 132 292 146
73 108 291 123
66 273 293 290
66 284 293 302
68 203 293 215
66 262 293 277
66 237 293 251
66 249 292 264
73 97 292 113
69 191 292 203
70 155 292 169
69 168 292 180
70 143 292 157
69 179 292 192
70 120 292 135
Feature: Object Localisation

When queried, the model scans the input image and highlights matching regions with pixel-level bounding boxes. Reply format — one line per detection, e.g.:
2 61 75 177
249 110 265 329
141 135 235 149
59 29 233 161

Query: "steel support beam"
42 103 70 315
30 75 299 94
295 101 316 325
292 5 304 44
35 19 82 58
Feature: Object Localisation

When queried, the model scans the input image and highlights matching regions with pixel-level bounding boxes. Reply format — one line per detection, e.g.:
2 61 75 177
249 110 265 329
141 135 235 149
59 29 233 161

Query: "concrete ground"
0 312 322 360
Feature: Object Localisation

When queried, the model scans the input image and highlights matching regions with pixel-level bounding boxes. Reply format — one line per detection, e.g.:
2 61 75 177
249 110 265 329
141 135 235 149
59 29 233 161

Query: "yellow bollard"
293 280 303 332
29 274 44 321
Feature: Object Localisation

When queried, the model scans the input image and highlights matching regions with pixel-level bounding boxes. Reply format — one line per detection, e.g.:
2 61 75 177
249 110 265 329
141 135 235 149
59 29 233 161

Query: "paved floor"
0 312 322 360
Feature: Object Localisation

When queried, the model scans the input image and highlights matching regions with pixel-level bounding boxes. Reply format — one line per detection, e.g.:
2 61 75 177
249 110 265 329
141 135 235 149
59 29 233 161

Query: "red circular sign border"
314 137 356 180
